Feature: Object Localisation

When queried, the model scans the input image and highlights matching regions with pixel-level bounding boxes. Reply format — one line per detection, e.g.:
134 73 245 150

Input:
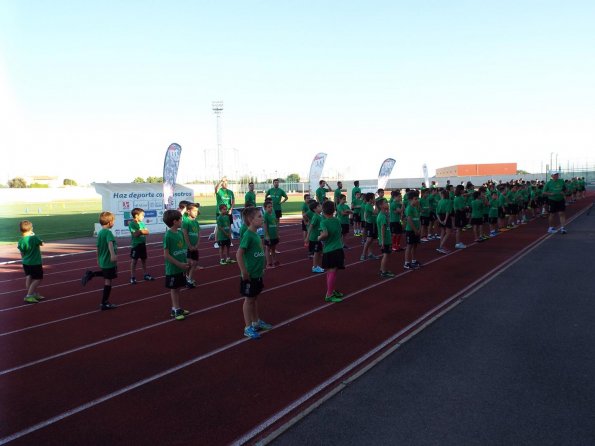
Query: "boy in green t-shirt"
470 191 486 242
336 194 353 248
301 193 311 246
163 210 191 321
419 189 431 242
18 220 44 303
404 191 422 269
237 207 270 339
263 201 280 267
389 190 404 251
129 207 155 285
351 191 364 236
436 189 453 254
307 200 325 273
81 212 118 310
488 191 500 237
216 204 235 265
319 200 345 302
376 201 394 278
360 193 380 261
182 203 201 288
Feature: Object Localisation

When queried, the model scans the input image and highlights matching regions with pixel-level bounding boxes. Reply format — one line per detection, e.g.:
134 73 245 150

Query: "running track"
0 196 592 446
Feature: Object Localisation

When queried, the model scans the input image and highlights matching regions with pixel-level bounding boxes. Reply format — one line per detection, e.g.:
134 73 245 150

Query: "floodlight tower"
212 100 224 179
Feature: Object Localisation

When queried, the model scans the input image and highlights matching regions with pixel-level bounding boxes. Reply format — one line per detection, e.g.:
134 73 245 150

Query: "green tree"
133 177 145 183
8 177 27 188
286 173 300 182
63 178 78 186
146 176 164 183
516 169 529 175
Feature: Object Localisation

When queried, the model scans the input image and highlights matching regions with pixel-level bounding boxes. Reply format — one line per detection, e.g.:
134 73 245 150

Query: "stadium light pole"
212 100 224 180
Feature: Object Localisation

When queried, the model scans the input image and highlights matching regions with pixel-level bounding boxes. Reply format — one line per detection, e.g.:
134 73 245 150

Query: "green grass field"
0 195 305 244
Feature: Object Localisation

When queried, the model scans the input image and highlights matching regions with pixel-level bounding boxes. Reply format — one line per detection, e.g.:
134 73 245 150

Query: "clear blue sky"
1 0 594 184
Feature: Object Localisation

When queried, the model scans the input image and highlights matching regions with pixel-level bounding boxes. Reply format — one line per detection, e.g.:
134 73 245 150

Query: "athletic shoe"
100 302 117 311
559 227 567 234
24 295 40 304
275 250 281 254
312 266 325 273
32 293 45 300
403 262 413 270
220 259 227 265
411 260 421 268
130 277 137 285
186 279 196 288
332 290 344 298
244 325 261 339
170 308 189 320
359 255 366 261
436 247 448 254
474 238 483 243
489 231 497 237
420 237 429 243
547 227 558 234
368 254 380 260
455 243 466 249
380 271 395 278
226 258 236 264
324 295 343 303
81 270 93 286
143 274 155 281
214 242 219 249
253 319 273 331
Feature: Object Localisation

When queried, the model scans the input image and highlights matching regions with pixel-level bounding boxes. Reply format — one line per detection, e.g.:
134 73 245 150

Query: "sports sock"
326 270 337 297
102 285 112 304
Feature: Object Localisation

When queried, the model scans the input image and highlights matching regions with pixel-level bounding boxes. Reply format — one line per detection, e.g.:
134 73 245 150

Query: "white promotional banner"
308 152 327 194
163 142 182 210
422 163 430 187
93 183 193 237
377 158 396 190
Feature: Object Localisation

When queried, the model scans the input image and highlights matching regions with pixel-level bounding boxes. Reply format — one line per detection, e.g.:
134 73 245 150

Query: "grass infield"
0 195 307 245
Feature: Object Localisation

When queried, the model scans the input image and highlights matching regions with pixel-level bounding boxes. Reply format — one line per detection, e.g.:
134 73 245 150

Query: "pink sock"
326 270 336 296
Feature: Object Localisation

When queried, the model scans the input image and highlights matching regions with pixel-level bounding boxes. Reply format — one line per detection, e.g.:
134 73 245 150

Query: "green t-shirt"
351 186 361 203
436 198 453 215
128 220 146 247
97 228 117 269
453 196 465 212
216 187 235 212
376 212 391 246
364 203 375 224
216 214 231 241
471 199 484 219
488 198 499 218
315 187 328 203
264 211 278 239
308 213 323 242
336 203 350 224
352 197 363 216
320 216 343 253
419 197 430 217
239 223 248 240
239 229 265 279
544 178 566 201
405 205 420 231
429 193 440 211
266 187 288 210
182 218 200 246
334 188 342 203
389 199 402 223
244 190 256 207
18 234 43 265
301 202 310 215
163 229 187 275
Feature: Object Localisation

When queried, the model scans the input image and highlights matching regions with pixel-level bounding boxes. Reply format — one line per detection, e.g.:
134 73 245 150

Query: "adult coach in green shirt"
215 177 235 223
244 181 257 207
265 178 288 220
543 171 567 234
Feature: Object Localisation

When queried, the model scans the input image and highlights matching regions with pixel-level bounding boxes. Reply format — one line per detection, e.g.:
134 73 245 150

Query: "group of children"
16 175 587 340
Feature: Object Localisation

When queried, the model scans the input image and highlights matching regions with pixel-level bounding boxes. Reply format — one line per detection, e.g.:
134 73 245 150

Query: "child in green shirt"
237 207 270 339
128 207 155 285
18 220 44 303
163 209 191 321
182 203 201 287
216 204 235 265
263 201 280 267
377 200 394 278
307 200 325 273
404 191 421 269
319 201 345 302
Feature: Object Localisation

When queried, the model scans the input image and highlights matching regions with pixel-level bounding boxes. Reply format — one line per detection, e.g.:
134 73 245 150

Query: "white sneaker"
559 227 567 234
455 243 466 249
547 227 557 234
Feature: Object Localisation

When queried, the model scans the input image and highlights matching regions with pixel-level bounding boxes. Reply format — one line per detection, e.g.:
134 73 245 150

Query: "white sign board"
93 183 194 237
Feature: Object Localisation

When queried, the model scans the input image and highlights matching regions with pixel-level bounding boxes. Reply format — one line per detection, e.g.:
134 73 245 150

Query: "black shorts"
341 224 350 235
130 243 147 260
101 267 118 280
549 200 566 213
275 210 282 220
264 238 279 247
454 210 466 229
366 222 378 240
308 240 323 254
498 208 505 219
405 231 420 245
322 248 345 269
429 211 437 222
23 264 43 280
353 214 361 223
218 239 231 247
240 277 264 298
488 217 498 224
390 221 403 234
420 216 430 227
380 244 392 254
165 273 186 289
187 249 199 261
470 217 483 226
437 214 452 229
509 204 519 215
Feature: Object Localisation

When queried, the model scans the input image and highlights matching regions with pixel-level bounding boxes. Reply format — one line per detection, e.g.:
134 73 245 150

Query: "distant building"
435 163 517 178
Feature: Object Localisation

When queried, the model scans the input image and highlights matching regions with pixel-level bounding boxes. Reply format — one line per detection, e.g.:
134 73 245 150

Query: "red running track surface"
0 196 592 445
